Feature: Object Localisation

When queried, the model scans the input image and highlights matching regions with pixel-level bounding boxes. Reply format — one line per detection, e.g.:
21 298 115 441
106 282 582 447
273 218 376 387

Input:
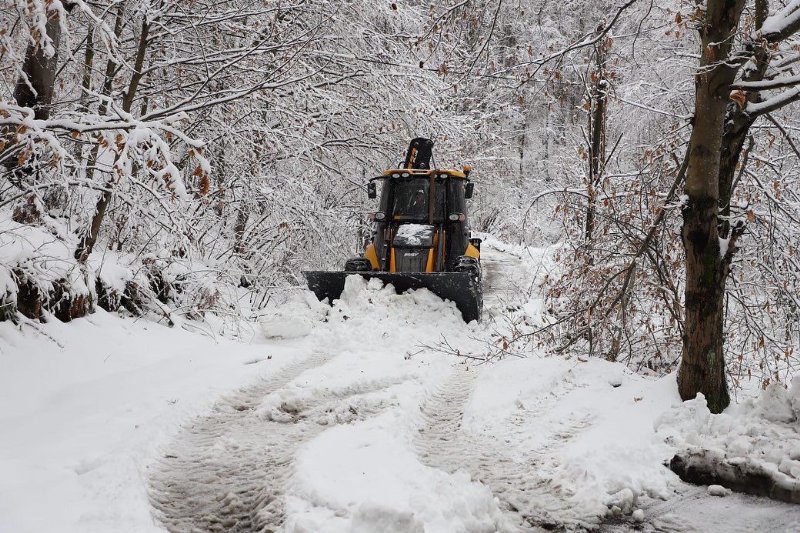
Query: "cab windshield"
392 178 429 220
390 178 445 222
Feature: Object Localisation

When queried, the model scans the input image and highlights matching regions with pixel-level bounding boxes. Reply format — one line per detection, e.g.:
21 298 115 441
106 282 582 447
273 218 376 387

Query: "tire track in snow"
148 352 399 532
413 366 595 532
148 352 331 532
412 243 597 530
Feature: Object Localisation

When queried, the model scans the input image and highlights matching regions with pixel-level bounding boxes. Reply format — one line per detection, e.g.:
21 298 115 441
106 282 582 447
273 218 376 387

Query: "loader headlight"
374 211 386 221
448 213 465 222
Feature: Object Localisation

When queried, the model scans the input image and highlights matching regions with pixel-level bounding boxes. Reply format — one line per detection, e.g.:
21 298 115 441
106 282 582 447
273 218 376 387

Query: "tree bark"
585 43 607 243
5 5 64 185
14 10 62 120
76 5 150 264
679 0 746 413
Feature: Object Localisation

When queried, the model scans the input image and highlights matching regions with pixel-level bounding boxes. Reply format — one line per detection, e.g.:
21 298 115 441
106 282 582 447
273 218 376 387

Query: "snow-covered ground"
0 312 291 532
3 239 800 532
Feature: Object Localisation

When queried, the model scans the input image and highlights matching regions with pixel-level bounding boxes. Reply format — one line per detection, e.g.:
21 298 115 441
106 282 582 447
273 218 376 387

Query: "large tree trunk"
680 199 730 413
678 0 746 413
5 5 65 188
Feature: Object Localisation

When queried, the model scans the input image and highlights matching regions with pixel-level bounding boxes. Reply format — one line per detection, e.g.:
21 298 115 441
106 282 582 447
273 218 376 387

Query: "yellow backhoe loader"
304 138 482 322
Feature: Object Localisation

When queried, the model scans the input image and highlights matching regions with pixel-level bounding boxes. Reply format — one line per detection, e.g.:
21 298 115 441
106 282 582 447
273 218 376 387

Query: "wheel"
344 257 372 272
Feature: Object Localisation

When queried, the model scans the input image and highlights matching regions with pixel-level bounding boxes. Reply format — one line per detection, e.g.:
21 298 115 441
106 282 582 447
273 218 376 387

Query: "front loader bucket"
303 271 482 323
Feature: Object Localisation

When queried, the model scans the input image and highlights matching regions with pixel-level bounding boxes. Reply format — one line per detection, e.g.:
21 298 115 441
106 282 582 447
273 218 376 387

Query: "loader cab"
368 169 475 272
305 138 482 323
373 171 469 224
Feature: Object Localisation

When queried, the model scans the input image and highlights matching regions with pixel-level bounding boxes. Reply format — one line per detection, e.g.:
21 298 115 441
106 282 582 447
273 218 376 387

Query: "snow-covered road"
147 243 530 532
145 240 800 533
141 243 622 532
4 239 800 532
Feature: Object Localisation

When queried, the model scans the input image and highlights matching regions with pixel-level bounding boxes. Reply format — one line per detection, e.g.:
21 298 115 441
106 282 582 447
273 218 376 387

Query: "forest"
4 0 800 408
3 1 800 530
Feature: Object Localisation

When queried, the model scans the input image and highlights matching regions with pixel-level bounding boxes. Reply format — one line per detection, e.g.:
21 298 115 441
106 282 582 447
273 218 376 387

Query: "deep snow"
2 240 800 532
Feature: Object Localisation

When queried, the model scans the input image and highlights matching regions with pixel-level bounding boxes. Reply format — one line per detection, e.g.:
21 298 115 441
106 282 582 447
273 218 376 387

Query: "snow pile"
286 412 508 533
260 275 467 339
88 250 136 296
330 274 466 326
0 217 91 303
259 291 328 339
463 355 682 527
256 276 506 532
656 380 800 498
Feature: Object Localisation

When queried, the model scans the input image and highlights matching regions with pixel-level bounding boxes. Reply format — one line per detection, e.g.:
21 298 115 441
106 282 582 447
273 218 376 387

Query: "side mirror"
367 182 377 199
465 182 474 199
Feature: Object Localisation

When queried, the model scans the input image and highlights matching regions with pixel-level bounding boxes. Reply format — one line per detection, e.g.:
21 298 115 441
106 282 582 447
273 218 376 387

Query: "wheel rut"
148 352 331 532
413 366 594 532
148 351 397 532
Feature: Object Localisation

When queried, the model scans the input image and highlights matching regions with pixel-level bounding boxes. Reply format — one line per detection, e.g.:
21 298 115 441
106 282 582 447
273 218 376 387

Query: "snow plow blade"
303 271 482 323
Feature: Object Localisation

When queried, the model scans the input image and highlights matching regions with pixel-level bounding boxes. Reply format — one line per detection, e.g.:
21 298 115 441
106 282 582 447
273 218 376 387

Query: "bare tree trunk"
233 207 248 255
76 5 152 264
7 5 70 218
77 29 95 117
585 43 607 243
69 28 94 167
678 0 746 413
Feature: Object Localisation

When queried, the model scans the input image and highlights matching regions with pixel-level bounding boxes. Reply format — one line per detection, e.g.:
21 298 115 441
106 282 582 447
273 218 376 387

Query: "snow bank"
656 379 800 500
0 217 91 303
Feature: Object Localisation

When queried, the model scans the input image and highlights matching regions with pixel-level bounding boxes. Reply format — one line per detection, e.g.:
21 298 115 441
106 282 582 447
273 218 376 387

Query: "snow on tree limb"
746 86 800 117
761 0 800 41
733 73 800 91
